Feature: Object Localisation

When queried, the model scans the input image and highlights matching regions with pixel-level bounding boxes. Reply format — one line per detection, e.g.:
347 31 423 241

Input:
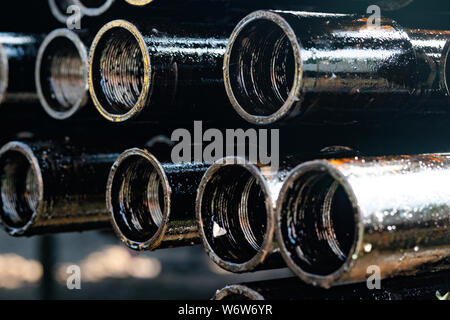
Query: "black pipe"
107 148 208 250
89 20 232 122
0 33 43 106
0 141 119 236
35 28 98 120
223 10 450 126
213 271 450 300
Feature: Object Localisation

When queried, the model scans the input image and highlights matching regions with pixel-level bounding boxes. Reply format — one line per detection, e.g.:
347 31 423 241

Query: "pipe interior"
91 27 145 115
40 37 85 112
279 169 356 276
228 19 295 117
111 155 165 243
200 166 267 264
220 293 253 301
0 151 39 228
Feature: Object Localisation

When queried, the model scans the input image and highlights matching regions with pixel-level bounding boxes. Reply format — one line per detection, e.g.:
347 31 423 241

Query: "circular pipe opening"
0 142 42 234
277 162 358 284
197 162 273 271
74 0 115 16
89 20 151 122
108 149 170 250
36 29 88 120
213 285 264 301
0 44 8 104
224 11 301 125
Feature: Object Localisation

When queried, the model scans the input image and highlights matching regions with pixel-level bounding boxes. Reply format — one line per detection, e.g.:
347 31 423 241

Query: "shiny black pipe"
107 148 208 250
0 33 43 106
195 147 357 273
0 141 119 236
276 153 450 288
89 20 232 122
35 28 97 120
213 271 450 300
224 10 450 126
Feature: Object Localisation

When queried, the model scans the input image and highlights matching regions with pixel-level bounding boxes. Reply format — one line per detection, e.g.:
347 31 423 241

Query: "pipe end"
89 19 151 122
0 142 43 236
276 160 361 288
107 148 170 251
224 10 303 125
36 28 89 120
213 285 264 301
196 158 275 273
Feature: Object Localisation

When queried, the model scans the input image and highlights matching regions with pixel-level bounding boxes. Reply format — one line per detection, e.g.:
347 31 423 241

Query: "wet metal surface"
277 153 450 288
224 10 450 125
0 141 118 236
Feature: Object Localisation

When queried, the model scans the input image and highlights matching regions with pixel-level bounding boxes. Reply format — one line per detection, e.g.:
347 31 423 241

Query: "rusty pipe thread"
224 10 450 125
89 20 150 122
0 141 118 236
276 154 450 288
0 33 42 105
36 29 89 120
107 148 207 251
196 158 285 273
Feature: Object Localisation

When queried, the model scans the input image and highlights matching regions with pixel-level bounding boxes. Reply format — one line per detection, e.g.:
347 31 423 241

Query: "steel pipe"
74 0 115 17
0 33 42 105
276 153 450 288
196 157 289 273
0 141 119 236
223 10 450 125
107 148 208 250
89 20 230 122
213 271 450 300
36 29 92 120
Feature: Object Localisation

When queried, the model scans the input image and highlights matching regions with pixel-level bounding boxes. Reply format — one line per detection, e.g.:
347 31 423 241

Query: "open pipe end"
74 0 114 16
224 10 302 125
107 148 170 251
276 161 360 288
36 29 89 120
0 142 43 236
89 20 151 122
124 0 154 6
213 285 264 301
196 158 274 273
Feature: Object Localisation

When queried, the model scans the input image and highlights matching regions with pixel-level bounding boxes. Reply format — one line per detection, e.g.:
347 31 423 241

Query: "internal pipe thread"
99 34 144 113
49 49 85 110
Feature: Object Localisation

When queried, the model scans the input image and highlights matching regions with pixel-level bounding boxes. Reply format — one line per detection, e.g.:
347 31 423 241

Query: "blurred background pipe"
0 141 119 236
0 33 43 106
89 20 232 122
276 153 450 288
107 148 208 251
213 271 450 300
223 10 450 126
35 28 97 120
48 0 81 24
74 0 116 17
